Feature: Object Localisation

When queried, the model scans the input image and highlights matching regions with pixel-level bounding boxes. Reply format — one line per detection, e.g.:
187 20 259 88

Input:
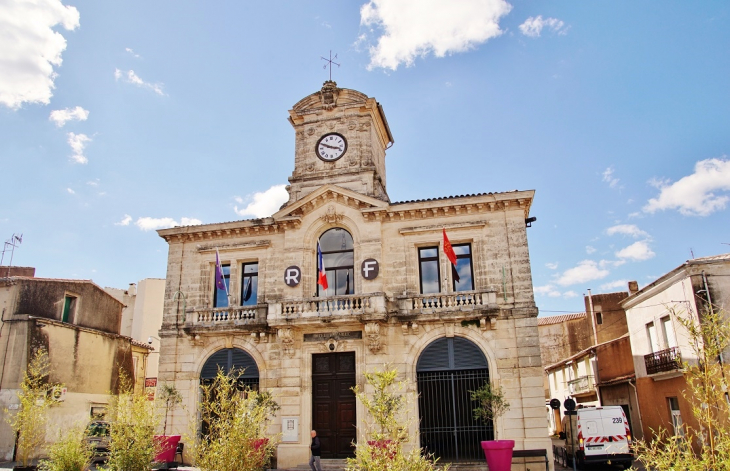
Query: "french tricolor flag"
317 242 329 291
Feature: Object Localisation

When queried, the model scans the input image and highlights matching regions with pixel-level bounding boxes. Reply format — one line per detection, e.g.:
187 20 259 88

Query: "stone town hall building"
156 81 549 468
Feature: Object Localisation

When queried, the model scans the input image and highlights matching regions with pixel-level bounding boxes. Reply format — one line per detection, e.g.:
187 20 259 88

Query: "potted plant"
346 366 448 471
7 347 57 471
105 372 161 471
192 369 280 471
155 384 183 466
470 382 512 471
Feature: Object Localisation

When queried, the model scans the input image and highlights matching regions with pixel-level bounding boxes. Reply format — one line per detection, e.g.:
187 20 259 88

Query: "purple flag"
215 249 227 292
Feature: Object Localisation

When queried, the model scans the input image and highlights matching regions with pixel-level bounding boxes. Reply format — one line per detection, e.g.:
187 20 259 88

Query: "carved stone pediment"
273 184 389 220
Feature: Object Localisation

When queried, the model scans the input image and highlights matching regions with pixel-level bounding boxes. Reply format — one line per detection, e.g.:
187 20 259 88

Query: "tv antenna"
321 50 340 81
1 233 23 276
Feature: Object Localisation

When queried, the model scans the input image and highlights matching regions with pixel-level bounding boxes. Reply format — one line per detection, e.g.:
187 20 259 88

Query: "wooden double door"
312 352 356 458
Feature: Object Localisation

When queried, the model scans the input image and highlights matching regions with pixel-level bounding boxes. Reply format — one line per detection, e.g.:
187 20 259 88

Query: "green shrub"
38 424 93 471
192 369 279 471
103 372 160 471
346 366 447 471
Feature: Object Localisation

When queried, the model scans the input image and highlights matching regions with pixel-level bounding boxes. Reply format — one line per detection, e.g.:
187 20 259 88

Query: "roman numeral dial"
316 133 347 162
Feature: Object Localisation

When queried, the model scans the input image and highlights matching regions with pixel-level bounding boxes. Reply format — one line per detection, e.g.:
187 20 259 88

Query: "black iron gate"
416 337 492 462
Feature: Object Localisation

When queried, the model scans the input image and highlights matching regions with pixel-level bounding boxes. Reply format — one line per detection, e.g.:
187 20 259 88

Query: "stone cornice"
197 240 271 253
361 190 534 222
398 221 488 235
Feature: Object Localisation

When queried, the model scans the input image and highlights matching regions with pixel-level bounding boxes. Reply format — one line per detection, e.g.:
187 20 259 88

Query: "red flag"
317 242 329 290
443 229 457 265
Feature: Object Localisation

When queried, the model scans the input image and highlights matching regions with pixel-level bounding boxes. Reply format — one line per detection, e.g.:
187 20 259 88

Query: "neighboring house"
106 278 165 393
155 81 549 468
622 253 730 443
0 269 152 460
540 291 632 435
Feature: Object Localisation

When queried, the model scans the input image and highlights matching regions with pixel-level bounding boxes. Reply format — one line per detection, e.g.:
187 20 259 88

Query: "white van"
558 406 633 469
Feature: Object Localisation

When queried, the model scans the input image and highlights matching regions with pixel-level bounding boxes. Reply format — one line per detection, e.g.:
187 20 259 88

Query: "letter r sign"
284 266 301 286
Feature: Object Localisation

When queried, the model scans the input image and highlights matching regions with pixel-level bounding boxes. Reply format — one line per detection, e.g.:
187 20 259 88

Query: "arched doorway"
200 348 259 389
317 228 354 296
417 337 492 462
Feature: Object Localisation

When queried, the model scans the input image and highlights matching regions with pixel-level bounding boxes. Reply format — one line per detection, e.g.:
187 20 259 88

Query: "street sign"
564 398 576 411
550 398 561 410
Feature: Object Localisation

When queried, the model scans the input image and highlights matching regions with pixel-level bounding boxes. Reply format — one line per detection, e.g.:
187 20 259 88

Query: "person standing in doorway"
310 430 322 471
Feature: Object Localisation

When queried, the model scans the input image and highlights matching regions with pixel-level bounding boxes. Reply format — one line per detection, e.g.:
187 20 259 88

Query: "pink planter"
154 435 181 463
481 440 515 471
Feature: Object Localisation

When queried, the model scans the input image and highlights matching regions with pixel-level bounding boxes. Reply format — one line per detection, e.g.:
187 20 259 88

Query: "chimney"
628 281 639 295
128 283 137 297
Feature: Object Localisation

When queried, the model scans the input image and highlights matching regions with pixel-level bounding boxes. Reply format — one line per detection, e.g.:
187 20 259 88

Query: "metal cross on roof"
321 50 340 81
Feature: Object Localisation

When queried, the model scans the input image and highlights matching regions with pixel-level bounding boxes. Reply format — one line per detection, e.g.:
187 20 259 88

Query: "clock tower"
284 81 394 206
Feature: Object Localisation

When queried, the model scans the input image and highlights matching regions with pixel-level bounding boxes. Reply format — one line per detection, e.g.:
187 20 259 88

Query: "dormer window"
62 294 77 323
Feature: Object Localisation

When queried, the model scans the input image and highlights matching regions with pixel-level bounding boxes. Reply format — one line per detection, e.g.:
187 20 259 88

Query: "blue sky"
1 1 729 316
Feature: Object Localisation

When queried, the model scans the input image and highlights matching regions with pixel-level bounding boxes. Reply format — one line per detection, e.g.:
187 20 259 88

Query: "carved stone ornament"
320 81 340 110
321 205 343 224
278 328 295 357
365 322 381 353
320 338 342 352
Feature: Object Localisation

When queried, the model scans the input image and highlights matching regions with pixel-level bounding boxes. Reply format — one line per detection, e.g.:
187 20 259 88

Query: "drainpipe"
587 289 599 346
629 380 644 439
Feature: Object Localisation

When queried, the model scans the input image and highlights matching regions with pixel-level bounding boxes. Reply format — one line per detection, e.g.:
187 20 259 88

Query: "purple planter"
481 440 515 471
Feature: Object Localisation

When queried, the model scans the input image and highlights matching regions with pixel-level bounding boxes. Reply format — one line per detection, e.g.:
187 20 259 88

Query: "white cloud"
643 158 730 216
534 284 561 297
67 132 91 164
519 15 566 38
115 69 165 95
134 216 202 231
606 224 650 239
599 259 626 269
66 188 75 194
556 260 610 287
0 0 80 109
545 262 558 270
615 240 655 261
600 280 629 291
49 106 89 127
586 245 596 254
602 166 620 188
234 185 289 218
125 47 140 58
115 214 132 226
359 0 511 70
86 179 99 187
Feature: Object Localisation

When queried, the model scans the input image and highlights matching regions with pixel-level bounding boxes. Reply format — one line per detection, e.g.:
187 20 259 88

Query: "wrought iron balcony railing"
645 347 683 375
568 375 595 395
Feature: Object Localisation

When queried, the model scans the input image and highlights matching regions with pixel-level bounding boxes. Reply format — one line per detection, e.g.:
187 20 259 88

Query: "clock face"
316 133 347 162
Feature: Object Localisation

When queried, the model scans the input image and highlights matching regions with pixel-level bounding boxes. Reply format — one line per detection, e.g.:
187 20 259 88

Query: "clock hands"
319 143 343 150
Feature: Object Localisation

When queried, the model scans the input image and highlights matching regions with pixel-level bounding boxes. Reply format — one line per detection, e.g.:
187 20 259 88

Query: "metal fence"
417 369 493 462
644 347 682 375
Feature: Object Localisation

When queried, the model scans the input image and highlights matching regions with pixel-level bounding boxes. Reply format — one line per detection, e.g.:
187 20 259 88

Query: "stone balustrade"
397 289 498 316
277 293 387 319
187 305 266 327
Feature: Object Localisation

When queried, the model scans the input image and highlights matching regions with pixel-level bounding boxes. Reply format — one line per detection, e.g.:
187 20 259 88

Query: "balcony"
185 305 267 331
395 289 498 321
568 375 595 396
645 347 683 375
268 293 387 326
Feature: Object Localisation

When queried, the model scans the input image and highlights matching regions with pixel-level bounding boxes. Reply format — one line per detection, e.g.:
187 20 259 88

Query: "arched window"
200 348 259 389
317 228 354 296
417 337 491 461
